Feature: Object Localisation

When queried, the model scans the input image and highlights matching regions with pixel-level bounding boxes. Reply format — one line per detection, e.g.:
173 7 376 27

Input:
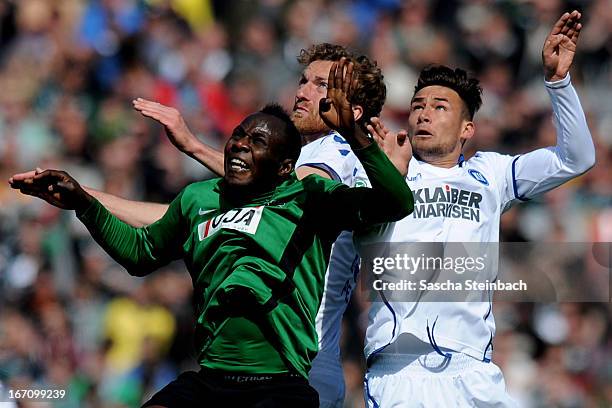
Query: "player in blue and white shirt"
358 11 595 407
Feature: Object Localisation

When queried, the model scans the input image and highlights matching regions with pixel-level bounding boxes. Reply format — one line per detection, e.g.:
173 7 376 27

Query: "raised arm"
512 10 595 200
132 98 347 182
133 98 225 176
317 58 413 227
9 170 184 276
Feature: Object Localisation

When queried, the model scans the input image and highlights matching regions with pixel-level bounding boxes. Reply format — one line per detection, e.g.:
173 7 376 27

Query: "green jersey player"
10 58 413 408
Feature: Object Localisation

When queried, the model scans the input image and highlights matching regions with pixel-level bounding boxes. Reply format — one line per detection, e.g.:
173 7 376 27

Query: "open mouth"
415 130 433 137
229 158 249 173
293 105 309 113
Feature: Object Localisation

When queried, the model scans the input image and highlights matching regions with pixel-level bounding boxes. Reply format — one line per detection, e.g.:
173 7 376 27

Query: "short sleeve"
296 133 358 185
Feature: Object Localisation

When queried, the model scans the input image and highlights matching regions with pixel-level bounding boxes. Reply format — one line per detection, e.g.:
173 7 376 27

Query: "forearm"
77 200 171 276
512 75 595 199
546 74 595 173
355 143 414 223
185 139 225 176
85 187 168 227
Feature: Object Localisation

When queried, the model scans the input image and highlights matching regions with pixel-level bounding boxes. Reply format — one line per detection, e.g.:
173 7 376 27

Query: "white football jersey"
357 76 595 363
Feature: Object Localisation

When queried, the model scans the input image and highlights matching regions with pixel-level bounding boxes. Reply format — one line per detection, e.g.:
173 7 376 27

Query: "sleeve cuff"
352 141 380 156
76 198 102 221
545 73 571 89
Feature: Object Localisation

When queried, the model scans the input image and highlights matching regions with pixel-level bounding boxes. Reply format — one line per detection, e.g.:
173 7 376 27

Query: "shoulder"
183 178 222 194
297 132 358 183
465 151 519 189
299 132 354 158
466 151 516 171
177 178 222 210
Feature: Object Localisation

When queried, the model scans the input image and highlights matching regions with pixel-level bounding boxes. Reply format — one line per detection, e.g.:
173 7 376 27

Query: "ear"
278 159 294 178
460 120 475 144
352 104 363 122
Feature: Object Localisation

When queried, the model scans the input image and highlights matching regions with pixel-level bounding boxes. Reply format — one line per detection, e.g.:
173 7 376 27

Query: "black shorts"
142 369 319 408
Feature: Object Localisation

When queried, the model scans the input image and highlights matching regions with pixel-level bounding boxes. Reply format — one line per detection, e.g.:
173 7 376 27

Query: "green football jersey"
77 143 413 377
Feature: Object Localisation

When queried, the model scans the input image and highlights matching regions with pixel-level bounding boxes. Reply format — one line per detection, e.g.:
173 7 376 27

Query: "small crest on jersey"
354 179 368 187
468 169 489 186
198 206 263 240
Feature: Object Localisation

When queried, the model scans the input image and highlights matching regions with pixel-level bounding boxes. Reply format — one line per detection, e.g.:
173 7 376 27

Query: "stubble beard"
411 137 459 162
291 111 329 139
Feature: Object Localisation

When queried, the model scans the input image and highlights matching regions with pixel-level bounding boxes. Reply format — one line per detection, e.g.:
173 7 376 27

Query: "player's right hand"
132 98 200 154
9 169 93 212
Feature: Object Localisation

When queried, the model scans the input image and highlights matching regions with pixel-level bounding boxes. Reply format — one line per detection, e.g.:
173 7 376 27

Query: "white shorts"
364 351 517 407
309 350 345 408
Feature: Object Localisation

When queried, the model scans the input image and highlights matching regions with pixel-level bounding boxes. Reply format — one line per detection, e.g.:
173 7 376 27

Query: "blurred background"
0 0 609 406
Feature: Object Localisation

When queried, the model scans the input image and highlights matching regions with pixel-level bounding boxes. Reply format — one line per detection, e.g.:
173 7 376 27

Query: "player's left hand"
319 58 362 142
542 10 582 82
9 168 93 212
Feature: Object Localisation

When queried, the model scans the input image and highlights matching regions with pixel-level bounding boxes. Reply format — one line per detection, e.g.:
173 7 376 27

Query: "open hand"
133 98 199 153
366 117 412 176
318 57 359 140
543 10 582 82
9 169 93 211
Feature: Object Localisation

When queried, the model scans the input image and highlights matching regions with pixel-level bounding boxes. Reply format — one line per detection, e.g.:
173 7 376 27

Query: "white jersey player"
360 11 594 407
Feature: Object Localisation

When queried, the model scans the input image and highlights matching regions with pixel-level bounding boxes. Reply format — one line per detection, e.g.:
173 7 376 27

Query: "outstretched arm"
10 169 168 227
9 169 184 276
133 98 225 176
511 10 595 201
85 187 168 227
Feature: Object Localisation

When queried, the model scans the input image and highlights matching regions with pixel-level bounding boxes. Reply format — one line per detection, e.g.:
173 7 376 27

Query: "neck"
415 151 462 168
222 178 283 203
301 129 331 146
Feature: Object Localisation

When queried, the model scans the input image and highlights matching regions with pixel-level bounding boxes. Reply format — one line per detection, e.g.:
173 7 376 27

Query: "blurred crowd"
0 0 609 407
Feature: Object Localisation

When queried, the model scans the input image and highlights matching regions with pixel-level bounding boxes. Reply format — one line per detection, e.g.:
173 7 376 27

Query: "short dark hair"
413 65 482 120
298 43 386 123
260 103 301 162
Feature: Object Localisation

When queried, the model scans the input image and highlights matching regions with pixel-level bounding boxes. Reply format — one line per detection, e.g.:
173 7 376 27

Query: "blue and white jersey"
357 75 595 363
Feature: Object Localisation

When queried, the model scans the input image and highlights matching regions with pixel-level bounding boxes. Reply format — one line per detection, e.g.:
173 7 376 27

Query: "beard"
411 137 459 160
291 110 329 136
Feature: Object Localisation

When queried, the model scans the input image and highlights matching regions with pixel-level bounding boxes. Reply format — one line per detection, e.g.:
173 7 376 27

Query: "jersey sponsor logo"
197 206 264 240
468 169 489 185
412 185 482 222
